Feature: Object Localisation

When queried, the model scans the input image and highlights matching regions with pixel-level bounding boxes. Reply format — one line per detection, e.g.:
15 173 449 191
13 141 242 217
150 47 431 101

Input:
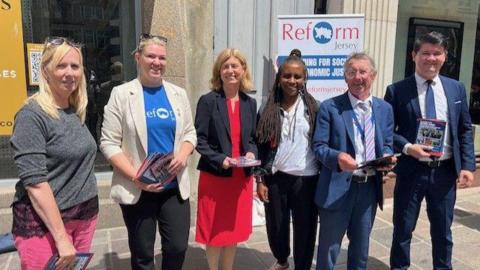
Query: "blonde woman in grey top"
10 37 98 270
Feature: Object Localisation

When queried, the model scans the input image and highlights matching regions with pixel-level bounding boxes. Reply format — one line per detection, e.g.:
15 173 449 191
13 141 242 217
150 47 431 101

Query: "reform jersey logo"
313 22 333 44
146 107 176 121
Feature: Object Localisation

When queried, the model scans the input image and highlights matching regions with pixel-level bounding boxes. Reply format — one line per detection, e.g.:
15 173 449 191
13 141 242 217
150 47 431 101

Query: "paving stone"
109 227 128 240
183 245 209 270
89 243 109 269
455 200 480 214
91 229 108 246
369 238 390 259
455 214 480 232
409 242 434 269
373 217 391 230
246 242 276 268
111 239 131 255
4 187 480 270
452 225 480 244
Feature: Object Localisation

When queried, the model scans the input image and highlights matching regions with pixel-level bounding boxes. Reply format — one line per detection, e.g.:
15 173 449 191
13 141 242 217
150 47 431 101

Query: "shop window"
0 0 137 178
315 0 327 14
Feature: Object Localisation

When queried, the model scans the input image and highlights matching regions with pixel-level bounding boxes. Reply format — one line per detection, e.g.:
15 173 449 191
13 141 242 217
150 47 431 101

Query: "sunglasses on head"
45 37 82 48
139 33 168 44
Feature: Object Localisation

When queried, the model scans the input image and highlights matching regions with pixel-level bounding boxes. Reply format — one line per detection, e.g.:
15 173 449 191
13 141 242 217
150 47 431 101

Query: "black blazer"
195 90 258 177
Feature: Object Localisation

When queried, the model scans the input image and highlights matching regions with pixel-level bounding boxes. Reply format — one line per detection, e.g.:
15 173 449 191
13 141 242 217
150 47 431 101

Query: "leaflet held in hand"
415 118 446 157
232 156 261 167
135 152 176 185
44 253 93 270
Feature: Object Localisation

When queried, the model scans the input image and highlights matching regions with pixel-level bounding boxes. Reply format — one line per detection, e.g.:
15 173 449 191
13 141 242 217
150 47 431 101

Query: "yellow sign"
0 0 27 135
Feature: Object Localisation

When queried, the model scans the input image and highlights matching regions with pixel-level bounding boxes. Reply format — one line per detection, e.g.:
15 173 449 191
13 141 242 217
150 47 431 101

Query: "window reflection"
0 0 136 178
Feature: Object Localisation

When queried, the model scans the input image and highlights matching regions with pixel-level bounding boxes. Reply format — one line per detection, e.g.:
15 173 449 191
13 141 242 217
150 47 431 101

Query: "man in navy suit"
384 31 475 270
313 52 395 270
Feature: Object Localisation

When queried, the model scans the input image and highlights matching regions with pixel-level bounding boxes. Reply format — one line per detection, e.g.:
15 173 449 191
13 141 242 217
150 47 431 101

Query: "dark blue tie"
425 80 436 119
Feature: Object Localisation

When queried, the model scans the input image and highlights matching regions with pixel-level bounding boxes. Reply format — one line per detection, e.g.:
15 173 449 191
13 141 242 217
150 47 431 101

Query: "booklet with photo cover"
135 152 176 185
415 118 447 157
357 154 400 170
232 156 261 167
44 253 93 270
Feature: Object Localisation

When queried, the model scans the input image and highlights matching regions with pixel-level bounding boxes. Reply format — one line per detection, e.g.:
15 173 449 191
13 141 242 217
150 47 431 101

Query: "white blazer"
100 78 197 204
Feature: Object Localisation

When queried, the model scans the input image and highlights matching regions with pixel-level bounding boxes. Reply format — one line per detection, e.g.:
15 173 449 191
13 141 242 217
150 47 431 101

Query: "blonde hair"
28 41 87 123
133 36 167 55
210 48 253 92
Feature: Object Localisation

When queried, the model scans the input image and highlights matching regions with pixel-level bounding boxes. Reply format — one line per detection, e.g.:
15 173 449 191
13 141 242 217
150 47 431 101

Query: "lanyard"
351 107 375 143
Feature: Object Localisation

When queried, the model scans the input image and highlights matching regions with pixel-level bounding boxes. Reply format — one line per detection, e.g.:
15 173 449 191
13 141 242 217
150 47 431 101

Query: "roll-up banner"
278 14 364 101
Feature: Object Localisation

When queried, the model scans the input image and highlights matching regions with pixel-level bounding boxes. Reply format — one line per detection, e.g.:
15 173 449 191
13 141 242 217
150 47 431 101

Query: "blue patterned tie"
425 80 437 119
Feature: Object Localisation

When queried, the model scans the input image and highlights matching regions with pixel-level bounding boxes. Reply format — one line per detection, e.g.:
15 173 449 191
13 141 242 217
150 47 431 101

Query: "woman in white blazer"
100 34 196 270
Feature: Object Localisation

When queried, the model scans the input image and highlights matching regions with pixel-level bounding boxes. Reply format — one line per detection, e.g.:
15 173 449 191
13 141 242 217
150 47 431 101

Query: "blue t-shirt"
143 85 177 189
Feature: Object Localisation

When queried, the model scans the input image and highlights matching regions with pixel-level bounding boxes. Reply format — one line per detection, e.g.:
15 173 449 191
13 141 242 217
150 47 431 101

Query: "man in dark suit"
313 52 395 270
384 31 476 270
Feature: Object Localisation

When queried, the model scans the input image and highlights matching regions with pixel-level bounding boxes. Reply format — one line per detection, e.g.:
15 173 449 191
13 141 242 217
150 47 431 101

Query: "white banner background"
277 14 364 101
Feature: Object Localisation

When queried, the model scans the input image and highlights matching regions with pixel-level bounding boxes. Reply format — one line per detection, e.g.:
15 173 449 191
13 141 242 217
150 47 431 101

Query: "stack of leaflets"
232 156 261 167
44 253 93 270
415 119 447 157
135 152 176 185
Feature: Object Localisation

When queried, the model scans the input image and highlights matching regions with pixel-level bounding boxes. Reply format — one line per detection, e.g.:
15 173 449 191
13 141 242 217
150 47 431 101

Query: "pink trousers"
14 216 98 270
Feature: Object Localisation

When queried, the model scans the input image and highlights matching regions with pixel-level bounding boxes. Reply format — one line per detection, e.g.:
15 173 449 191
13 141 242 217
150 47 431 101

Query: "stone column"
142 0 214 200
329 0 399 97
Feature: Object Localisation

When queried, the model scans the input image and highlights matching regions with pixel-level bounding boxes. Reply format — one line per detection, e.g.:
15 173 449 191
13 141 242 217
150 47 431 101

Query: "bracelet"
255 178 264 184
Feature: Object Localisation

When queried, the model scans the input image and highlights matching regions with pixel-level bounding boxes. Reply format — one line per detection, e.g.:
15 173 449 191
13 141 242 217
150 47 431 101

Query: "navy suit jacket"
312 92 394 210
195 90 258 177
384 75 475 175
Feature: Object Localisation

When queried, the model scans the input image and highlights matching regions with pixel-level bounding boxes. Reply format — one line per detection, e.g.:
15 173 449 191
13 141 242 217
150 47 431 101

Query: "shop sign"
0 0 27 135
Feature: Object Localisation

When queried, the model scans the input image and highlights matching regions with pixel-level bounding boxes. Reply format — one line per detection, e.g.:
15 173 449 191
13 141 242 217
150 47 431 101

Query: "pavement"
2 187 480 270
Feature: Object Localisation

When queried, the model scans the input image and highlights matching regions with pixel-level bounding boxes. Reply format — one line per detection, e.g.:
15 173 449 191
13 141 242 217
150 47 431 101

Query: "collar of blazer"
339 92 383 154
128 78 182 154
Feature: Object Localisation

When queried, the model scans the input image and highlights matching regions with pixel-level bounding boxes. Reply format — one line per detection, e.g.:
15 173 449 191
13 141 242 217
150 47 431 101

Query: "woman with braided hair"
255 49 320 270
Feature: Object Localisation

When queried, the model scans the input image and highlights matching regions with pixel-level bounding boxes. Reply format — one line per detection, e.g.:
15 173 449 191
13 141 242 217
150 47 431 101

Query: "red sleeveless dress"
195 99 253 246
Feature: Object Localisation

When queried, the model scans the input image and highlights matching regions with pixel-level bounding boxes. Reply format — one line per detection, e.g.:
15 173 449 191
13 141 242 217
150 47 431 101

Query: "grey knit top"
10 100 98 210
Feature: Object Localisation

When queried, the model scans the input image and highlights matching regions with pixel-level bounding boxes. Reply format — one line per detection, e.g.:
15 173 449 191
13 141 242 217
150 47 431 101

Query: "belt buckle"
426 160 441 168
353 175 369 183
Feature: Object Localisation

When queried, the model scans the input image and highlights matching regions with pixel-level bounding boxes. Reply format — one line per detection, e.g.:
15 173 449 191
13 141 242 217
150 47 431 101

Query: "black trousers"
264 171 318 270
120 188 190 270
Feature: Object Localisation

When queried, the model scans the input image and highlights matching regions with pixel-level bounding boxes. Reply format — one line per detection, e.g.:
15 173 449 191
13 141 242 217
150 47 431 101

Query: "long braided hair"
256 50 318 147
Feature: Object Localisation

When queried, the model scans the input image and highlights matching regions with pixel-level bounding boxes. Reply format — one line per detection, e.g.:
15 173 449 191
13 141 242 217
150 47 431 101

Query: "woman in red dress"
195 48 258 270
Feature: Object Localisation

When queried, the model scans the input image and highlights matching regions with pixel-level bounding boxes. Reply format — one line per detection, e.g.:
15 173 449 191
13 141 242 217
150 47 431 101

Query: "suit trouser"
120 188 190 270
264 171 318 270
390 159 456 270
316 180 377 270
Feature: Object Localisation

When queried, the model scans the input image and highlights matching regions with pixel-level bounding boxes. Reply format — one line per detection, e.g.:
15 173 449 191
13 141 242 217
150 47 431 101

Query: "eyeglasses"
139 33 168 44
345 69 371 78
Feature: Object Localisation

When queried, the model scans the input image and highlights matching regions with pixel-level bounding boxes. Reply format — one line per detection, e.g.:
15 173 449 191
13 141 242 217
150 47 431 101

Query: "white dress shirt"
347 92 375 176
272 96 319 176
403 73 451 160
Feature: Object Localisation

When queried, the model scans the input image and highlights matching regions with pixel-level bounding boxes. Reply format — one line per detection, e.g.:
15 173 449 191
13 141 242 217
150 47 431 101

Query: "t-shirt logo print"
156 108 169 119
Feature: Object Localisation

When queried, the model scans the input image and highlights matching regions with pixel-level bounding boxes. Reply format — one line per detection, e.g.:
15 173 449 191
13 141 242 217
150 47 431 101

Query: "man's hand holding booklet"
358 154 400 171
135 152 176 186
